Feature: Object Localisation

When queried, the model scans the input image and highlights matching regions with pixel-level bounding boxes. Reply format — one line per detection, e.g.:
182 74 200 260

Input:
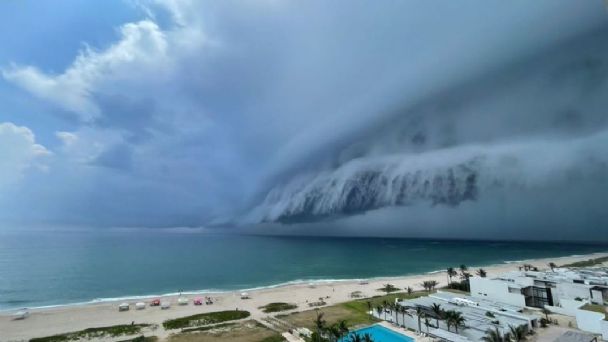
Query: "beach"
2 251 607 341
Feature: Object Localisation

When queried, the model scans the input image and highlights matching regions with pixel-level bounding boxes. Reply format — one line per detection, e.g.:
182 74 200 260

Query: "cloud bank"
0 1 607 239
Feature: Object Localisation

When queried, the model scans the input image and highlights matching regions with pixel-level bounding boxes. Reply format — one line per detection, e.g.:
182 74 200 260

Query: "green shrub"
162 310 250 330
260 302 298 313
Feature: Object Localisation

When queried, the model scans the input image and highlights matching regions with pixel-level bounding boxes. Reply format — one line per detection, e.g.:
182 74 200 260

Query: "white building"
470 267 608 339
385 291 540 341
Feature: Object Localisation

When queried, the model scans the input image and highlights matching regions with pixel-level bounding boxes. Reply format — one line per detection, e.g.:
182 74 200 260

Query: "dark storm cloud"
1 0 607 239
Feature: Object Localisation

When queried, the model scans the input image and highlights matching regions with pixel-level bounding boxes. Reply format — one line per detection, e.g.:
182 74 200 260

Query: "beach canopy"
161 301 170 309
193 297 203 305
240 292 249 299
135 302 146 310
178 297 188 305
118 303 129 311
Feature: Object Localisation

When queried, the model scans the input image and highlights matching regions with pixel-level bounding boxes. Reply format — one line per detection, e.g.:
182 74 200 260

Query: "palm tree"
382 300 389 320
400 306 412 327
375 306 382 320
541 307 551 322
406 286 413 295
424 317 431 333
348 333 363 342
509 324 527 341
476 268 487 277
481 327 509 342
381 284 397 294
430 303 443 327
362 333 374 342
338 320 349 338
328 320 348 341
366 301 372 316
447 267 455 285
461 272 472 291
388 303 396 324
450 311 466 333
313 311 326 342
548 262 557 271
444 310 454 332
459 264 468 275
329 324 342 342
414 306 425 333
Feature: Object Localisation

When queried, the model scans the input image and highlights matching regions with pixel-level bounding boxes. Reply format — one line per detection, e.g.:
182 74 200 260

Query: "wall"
470 277 526 307
575 308 605 334
556 283 591 304
546 298 585 316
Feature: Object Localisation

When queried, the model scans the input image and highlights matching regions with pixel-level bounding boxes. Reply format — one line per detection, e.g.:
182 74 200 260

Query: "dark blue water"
0 230 606 310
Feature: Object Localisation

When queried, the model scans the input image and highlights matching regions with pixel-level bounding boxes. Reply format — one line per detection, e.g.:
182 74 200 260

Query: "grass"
167 320 284 342
581 304 608 320
29 324 153 342
281 291 429 330
163 310 250 330
259 302 298 313
561 256 608 268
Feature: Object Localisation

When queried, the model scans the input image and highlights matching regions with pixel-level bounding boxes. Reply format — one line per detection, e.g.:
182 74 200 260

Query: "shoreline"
1 251 606 314
2 251 608 341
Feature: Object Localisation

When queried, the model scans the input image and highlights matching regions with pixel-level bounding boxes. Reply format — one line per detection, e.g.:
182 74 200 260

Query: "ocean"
0 230 606 310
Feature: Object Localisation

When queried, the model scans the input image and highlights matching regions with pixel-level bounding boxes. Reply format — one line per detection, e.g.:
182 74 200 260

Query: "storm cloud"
0 1 607 239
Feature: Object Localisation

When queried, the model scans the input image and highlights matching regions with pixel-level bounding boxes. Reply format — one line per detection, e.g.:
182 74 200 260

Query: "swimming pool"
339 324 414 342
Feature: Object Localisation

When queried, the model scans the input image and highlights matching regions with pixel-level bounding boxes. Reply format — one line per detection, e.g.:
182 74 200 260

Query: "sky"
0 1 607 240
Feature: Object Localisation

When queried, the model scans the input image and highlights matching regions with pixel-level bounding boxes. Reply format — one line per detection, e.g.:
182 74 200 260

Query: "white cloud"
2 20 168 122
55 131 78 147
0 122 51 188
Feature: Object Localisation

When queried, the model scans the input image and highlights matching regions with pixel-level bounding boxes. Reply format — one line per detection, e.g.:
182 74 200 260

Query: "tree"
548 262 557 271
476 268 487 277
444 310 454 332
338 320 349 337
388 303 396 324
375 306 383 320
382 300 389 320
481 327 510 342
430 303 443 327
406 286 413 295
421 280 439 292
447 267 456 285
362 333 374 342
541 307 551 321
328 320 349 342
424 317 431 333
461 272 472 291
509 324 527 341
381 284 397 294
399 305 412 327
329 324 342 342
414 306 425 333
450 311 466 333
444 310 466 333
459 264 468 275
313 311 326 342
366 301 372 315
348 333 363 342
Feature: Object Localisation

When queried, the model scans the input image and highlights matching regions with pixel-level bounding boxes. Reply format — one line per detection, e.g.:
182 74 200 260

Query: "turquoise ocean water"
0 230 606 310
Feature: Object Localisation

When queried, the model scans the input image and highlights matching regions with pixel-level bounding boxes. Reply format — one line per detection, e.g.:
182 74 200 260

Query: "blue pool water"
340 325 414 342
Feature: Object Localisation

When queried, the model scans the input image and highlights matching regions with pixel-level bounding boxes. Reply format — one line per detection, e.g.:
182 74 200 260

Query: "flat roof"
397 293 538 336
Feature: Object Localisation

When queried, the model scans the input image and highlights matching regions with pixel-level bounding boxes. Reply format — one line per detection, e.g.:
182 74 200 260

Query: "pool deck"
378 321 434 342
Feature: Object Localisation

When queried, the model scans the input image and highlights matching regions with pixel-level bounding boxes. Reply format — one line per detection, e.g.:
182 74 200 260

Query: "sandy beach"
2 252 607 341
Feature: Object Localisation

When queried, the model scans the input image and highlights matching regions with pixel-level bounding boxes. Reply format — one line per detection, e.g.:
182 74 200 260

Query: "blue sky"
0 1 607 239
